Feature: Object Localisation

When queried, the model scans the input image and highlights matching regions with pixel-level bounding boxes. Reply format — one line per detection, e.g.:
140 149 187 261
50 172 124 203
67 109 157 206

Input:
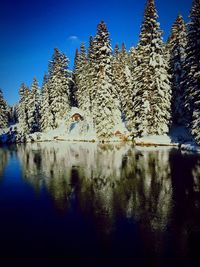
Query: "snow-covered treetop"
114 44 120 56
79 42 87 64
94 21 112 67
88 36 96 63
48 48 69 77
31 77 40 94
19 83 29 101
167 15 186 45
73 48 80 72
139 0 162 46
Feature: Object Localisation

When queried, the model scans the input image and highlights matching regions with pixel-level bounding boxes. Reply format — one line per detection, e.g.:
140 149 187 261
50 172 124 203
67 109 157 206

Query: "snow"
0 121 200 153
134 126 193 146
1 122 200 153
180 143 200 153
135 134 174 146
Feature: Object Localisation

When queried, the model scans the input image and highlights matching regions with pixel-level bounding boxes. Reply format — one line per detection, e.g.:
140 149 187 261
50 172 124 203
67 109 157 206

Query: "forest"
0 0 199 144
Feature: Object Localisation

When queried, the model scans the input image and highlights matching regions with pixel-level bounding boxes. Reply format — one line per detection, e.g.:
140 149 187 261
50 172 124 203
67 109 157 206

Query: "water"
0 142 200 267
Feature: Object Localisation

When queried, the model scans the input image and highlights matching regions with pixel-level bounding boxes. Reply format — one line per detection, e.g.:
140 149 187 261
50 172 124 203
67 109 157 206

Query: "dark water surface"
0 142 200 267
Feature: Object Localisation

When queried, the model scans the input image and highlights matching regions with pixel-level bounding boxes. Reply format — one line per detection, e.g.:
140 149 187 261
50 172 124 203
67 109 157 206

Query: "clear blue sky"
0 0 192 105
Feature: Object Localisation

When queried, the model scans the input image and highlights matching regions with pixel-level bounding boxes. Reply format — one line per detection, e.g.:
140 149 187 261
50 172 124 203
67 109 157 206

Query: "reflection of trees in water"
17 143 173 232
0 148 8 179
16 143 200 265
114 148 172 230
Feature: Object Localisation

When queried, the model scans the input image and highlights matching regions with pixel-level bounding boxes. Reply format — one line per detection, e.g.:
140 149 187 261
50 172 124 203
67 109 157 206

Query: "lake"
0 142 200 267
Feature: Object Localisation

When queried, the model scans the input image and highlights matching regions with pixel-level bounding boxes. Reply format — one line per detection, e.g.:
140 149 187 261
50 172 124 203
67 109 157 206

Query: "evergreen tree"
131 0 171 136
69 48 79 107
0 89 8 129
40 74 54 131
48 48 70 128
28 77 41 133
168 15 187 125
184 0 200 144
119 44 133 129
112 44 121 98
87 36 97 114
92 21 121 139
76 43 91 117
128 46 137 74
112 44 133 129
17 83 30 133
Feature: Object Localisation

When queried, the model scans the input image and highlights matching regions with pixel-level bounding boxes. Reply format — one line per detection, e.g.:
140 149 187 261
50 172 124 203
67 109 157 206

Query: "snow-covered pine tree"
119 44 133 129
0 89 8 129
17 83 30 133
87 36 97 111
48 48 70 128
69 48 79 107
131 0 171 136
112 44 121 102
92 21 121 139
167 15 187 126
185 0 200 144
76 43 91 117
28 77 41 133
112 44 133 129
40 74 54 131
128 46 137 74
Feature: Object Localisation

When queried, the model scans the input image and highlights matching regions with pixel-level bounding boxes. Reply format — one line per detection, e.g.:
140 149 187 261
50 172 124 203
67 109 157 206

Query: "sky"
0 0 192 105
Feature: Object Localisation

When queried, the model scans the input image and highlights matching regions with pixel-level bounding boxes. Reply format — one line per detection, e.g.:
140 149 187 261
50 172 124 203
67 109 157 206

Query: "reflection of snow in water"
16 143 188 231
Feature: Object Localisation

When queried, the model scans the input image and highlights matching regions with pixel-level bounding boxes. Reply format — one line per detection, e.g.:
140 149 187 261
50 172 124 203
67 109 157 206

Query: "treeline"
0 0 199 143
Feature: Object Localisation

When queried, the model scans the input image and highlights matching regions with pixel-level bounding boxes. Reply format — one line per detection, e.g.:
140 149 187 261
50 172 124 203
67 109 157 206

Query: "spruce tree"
0 89 8 129
40 74 54 131
76 43 91 117
119 44 133 129
112 44 133 129
17 83 30 133
185 0 200 144
69 48 79 107
48 48 70 128
87 36 97 113
112 44 121 98
92 21 121 139
28 77 41 133
131 0 171 136
168 15 187 126
128 46 137 74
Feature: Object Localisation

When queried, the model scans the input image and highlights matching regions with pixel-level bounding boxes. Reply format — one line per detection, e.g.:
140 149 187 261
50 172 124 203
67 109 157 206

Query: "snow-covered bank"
1 124 200 153
135 135 176 146
135 136 200 153
134 127 193 146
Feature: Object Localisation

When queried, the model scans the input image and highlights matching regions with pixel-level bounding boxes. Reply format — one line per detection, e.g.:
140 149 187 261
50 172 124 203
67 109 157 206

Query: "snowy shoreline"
1 133 200 153
1 124 199 153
